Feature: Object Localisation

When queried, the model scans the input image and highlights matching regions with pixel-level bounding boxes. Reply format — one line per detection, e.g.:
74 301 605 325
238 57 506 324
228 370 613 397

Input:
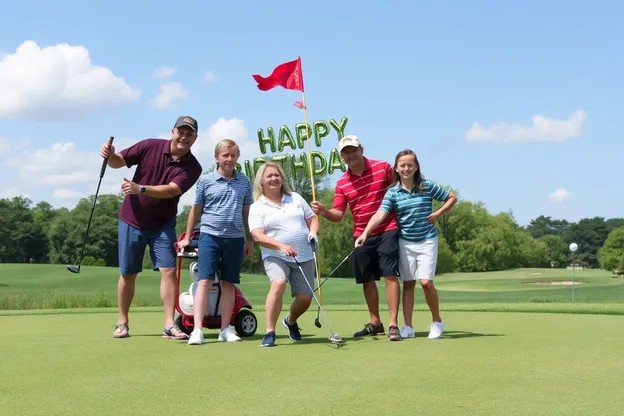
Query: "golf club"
312 247 356 294
67 136 115 274
293 255 343 345
310 240 322 328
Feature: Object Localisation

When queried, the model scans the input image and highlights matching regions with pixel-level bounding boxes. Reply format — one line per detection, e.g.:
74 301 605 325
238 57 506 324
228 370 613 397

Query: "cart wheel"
175 314 193 335
234 309 257 337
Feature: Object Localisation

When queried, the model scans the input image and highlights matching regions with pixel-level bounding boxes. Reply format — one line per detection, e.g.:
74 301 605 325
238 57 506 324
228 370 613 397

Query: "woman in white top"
248 162 319 347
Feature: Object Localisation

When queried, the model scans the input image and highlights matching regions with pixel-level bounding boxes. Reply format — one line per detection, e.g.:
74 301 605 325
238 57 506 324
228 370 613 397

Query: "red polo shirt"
332 157 398 237
118 138 202 230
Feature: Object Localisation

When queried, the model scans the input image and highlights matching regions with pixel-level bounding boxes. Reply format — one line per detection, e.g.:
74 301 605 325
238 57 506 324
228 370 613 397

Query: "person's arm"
184 204 203 240
311 185 346 222
428 183 457 223
355 189 395 246
107 152 126 169
248 202 295 256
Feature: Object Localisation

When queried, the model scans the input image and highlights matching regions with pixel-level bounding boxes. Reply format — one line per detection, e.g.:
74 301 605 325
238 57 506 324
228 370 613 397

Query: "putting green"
1 310 622 415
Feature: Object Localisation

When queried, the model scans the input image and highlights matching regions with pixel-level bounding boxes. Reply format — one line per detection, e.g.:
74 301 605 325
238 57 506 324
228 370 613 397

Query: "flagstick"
300 88 323 309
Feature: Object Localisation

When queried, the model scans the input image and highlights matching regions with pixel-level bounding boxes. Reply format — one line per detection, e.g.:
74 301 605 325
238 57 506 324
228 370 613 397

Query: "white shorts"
398 236 438 282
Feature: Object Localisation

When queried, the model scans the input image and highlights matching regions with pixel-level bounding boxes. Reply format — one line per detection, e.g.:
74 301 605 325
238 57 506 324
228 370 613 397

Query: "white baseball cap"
338 135 361 152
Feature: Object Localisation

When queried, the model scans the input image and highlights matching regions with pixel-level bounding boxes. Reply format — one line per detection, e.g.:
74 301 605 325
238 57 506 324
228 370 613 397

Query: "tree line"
1 179 623 277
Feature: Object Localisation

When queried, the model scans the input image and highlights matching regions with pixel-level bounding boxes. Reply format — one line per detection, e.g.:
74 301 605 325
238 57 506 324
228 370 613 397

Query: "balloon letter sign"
236 117 349 180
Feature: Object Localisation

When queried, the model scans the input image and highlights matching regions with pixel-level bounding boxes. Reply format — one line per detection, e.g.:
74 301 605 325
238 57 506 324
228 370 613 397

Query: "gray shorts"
263 256 315 297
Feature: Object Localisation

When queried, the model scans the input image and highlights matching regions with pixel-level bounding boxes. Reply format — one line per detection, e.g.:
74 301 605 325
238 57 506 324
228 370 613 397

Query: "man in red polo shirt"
311 135 401 341
100 116 203 340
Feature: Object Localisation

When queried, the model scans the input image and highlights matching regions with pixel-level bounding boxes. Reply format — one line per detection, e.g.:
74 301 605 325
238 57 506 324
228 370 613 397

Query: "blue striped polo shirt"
378 179 450 242
193 170 253 238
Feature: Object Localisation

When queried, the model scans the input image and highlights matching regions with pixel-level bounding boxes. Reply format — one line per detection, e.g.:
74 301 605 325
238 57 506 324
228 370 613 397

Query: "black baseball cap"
174 116 198 132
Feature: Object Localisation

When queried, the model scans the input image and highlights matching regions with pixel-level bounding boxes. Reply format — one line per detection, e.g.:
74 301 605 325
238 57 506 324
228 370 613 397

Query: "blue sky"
0 0 622 226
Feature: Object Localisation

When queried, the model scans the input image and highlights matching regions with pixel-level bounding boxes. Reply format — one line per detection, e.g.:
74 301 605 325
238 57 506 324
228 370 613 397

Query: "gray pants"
263 256 316 297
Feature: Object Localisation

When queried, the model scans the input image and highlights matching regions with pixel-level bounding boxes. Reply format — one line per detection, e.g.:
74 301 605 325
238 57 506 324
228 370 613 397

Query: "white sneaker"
218 326 241 342
400 325 415 339
428 321 444 339
188 328 204 345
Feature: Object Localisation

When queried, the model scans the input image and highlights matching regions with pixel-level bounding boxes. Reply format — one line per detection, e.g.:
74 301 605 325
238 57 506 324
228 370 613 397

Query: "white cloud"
153 65 176 79
1 187 28 199
0 41 140 121
52 189 82 199
201 71 218 83
0 51 6 61
151 82 188 109
464 110 587 143
1 118 262 211
548 188 574 204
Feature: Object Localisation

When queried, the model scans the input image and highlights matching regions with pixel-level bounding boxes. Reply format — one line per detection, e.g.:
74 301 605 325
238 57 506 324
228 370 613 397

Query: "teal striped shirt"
378 180 450 242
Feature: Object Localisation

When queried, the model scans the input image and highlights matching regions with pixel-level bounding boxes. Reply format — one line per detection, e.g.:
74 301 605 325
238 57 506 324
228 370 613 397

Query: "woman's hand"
279 244 297 258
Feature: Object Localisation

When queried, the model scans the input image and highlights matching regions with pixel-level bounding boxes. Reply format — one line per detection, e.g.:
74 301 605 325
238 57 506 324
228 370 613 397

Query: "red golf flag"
253 57 304 91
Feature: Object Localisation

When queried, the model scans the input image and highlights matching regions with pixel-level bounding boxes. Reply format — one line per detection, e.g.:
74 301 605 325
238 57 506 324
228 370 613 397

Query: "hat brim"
175 122 197 132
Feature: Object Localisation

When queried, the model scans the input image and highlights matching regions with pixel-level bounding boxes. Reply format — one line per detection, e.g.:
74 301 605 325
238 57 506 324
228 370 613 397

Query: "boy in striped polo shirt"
355 149 457 340
178 139 255 345
312 135 403 341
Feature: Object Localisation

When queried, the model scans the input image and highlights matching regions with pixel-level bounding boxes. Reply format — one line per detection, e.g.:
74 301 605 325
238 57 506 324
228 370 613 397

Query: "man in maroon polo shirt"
100 116 203 339
311 135 402 341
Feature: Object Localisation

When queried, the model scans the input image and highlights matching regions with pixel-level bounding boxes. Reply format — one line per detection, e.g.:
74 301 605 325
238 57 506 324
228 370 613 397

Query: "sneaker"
188 328 204 345
388 325 401 341
428 321 445 339
282 316 302 341
261 331 276 347
353 322 385 337
218 326 241 342
400 325 415 339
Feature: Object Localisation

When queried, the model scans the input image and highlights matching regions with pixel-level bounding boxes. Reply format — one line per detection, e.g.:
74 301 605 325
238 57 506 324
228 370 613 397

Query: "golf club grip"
100 136 115 177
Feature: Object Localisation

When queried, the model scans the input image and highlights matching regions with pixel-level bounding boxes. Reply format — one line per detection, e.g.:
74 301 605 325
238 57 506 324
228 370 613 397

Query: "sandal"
112 323 129 338
163 324 189 340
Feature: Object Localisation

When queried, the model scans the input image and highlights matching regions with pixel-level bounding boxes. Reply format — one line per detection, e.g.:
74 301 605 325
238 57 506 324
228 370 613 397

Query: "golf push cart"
173 229 258 338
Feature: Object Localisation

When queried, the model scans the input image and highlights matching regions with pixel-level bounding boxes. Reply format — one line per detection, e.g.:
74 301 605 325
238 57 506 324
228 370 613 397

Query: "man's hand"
244 240 254 256
121 178 140 196
311 201 327 216
101 142 115 159
427 211 442 225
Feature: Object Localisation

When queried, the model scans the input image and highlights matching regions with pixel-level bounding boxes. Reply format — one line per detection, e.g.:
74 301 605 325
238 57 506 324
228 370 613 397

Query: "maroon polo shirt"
118 138 203 230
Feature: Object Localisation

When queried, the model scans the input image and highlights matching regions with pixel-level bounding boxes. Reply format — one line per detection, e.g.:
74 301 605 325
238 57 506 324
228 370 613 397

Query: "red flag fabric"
293 100 305 109
253 57 304 91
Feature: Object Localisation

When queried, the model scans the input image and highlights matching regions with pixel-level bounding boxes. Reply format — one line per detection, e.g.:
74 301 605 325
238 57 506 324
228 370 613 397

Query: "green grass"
1 310 623 415
1 264 623 314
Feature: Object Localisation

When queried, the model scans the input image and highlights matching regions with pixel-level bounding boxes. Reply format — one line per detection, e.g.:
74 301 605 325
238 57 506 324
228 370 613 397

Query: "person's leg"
417 237 444 339
281 259 314 342
217 237 246 342
188 232 220 345
262 257 289 336
149 219 185 338
113 220 147 338
286 259 314 323
378 229 402 341
353 235 385 337
398 237 418 338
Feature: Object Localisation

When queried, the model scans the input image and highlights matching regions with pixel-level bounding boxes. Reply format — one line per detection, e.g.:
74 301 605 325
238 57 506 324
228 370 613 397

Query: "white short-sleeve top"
248 191 315 263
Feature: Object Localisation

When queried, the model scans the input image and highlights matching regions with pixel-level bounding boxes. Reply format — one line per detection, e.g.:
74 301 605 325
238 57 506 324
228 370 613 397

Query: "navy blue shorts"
118 218 177 275
198 233 244 284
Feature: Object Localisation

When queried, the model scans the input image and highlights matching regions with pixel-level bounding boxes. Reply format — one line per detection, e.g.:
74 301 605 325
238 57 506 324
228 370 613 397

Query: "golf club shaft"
313 248 355 293
295 257 337 335
76 136 114 266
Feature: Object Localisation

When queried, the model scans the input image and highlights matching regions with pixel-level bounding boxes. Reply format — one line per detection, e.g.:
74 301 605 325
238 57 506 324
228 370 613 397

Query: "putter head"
314 318 322 328
67 265 80 274
328 333 343 344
